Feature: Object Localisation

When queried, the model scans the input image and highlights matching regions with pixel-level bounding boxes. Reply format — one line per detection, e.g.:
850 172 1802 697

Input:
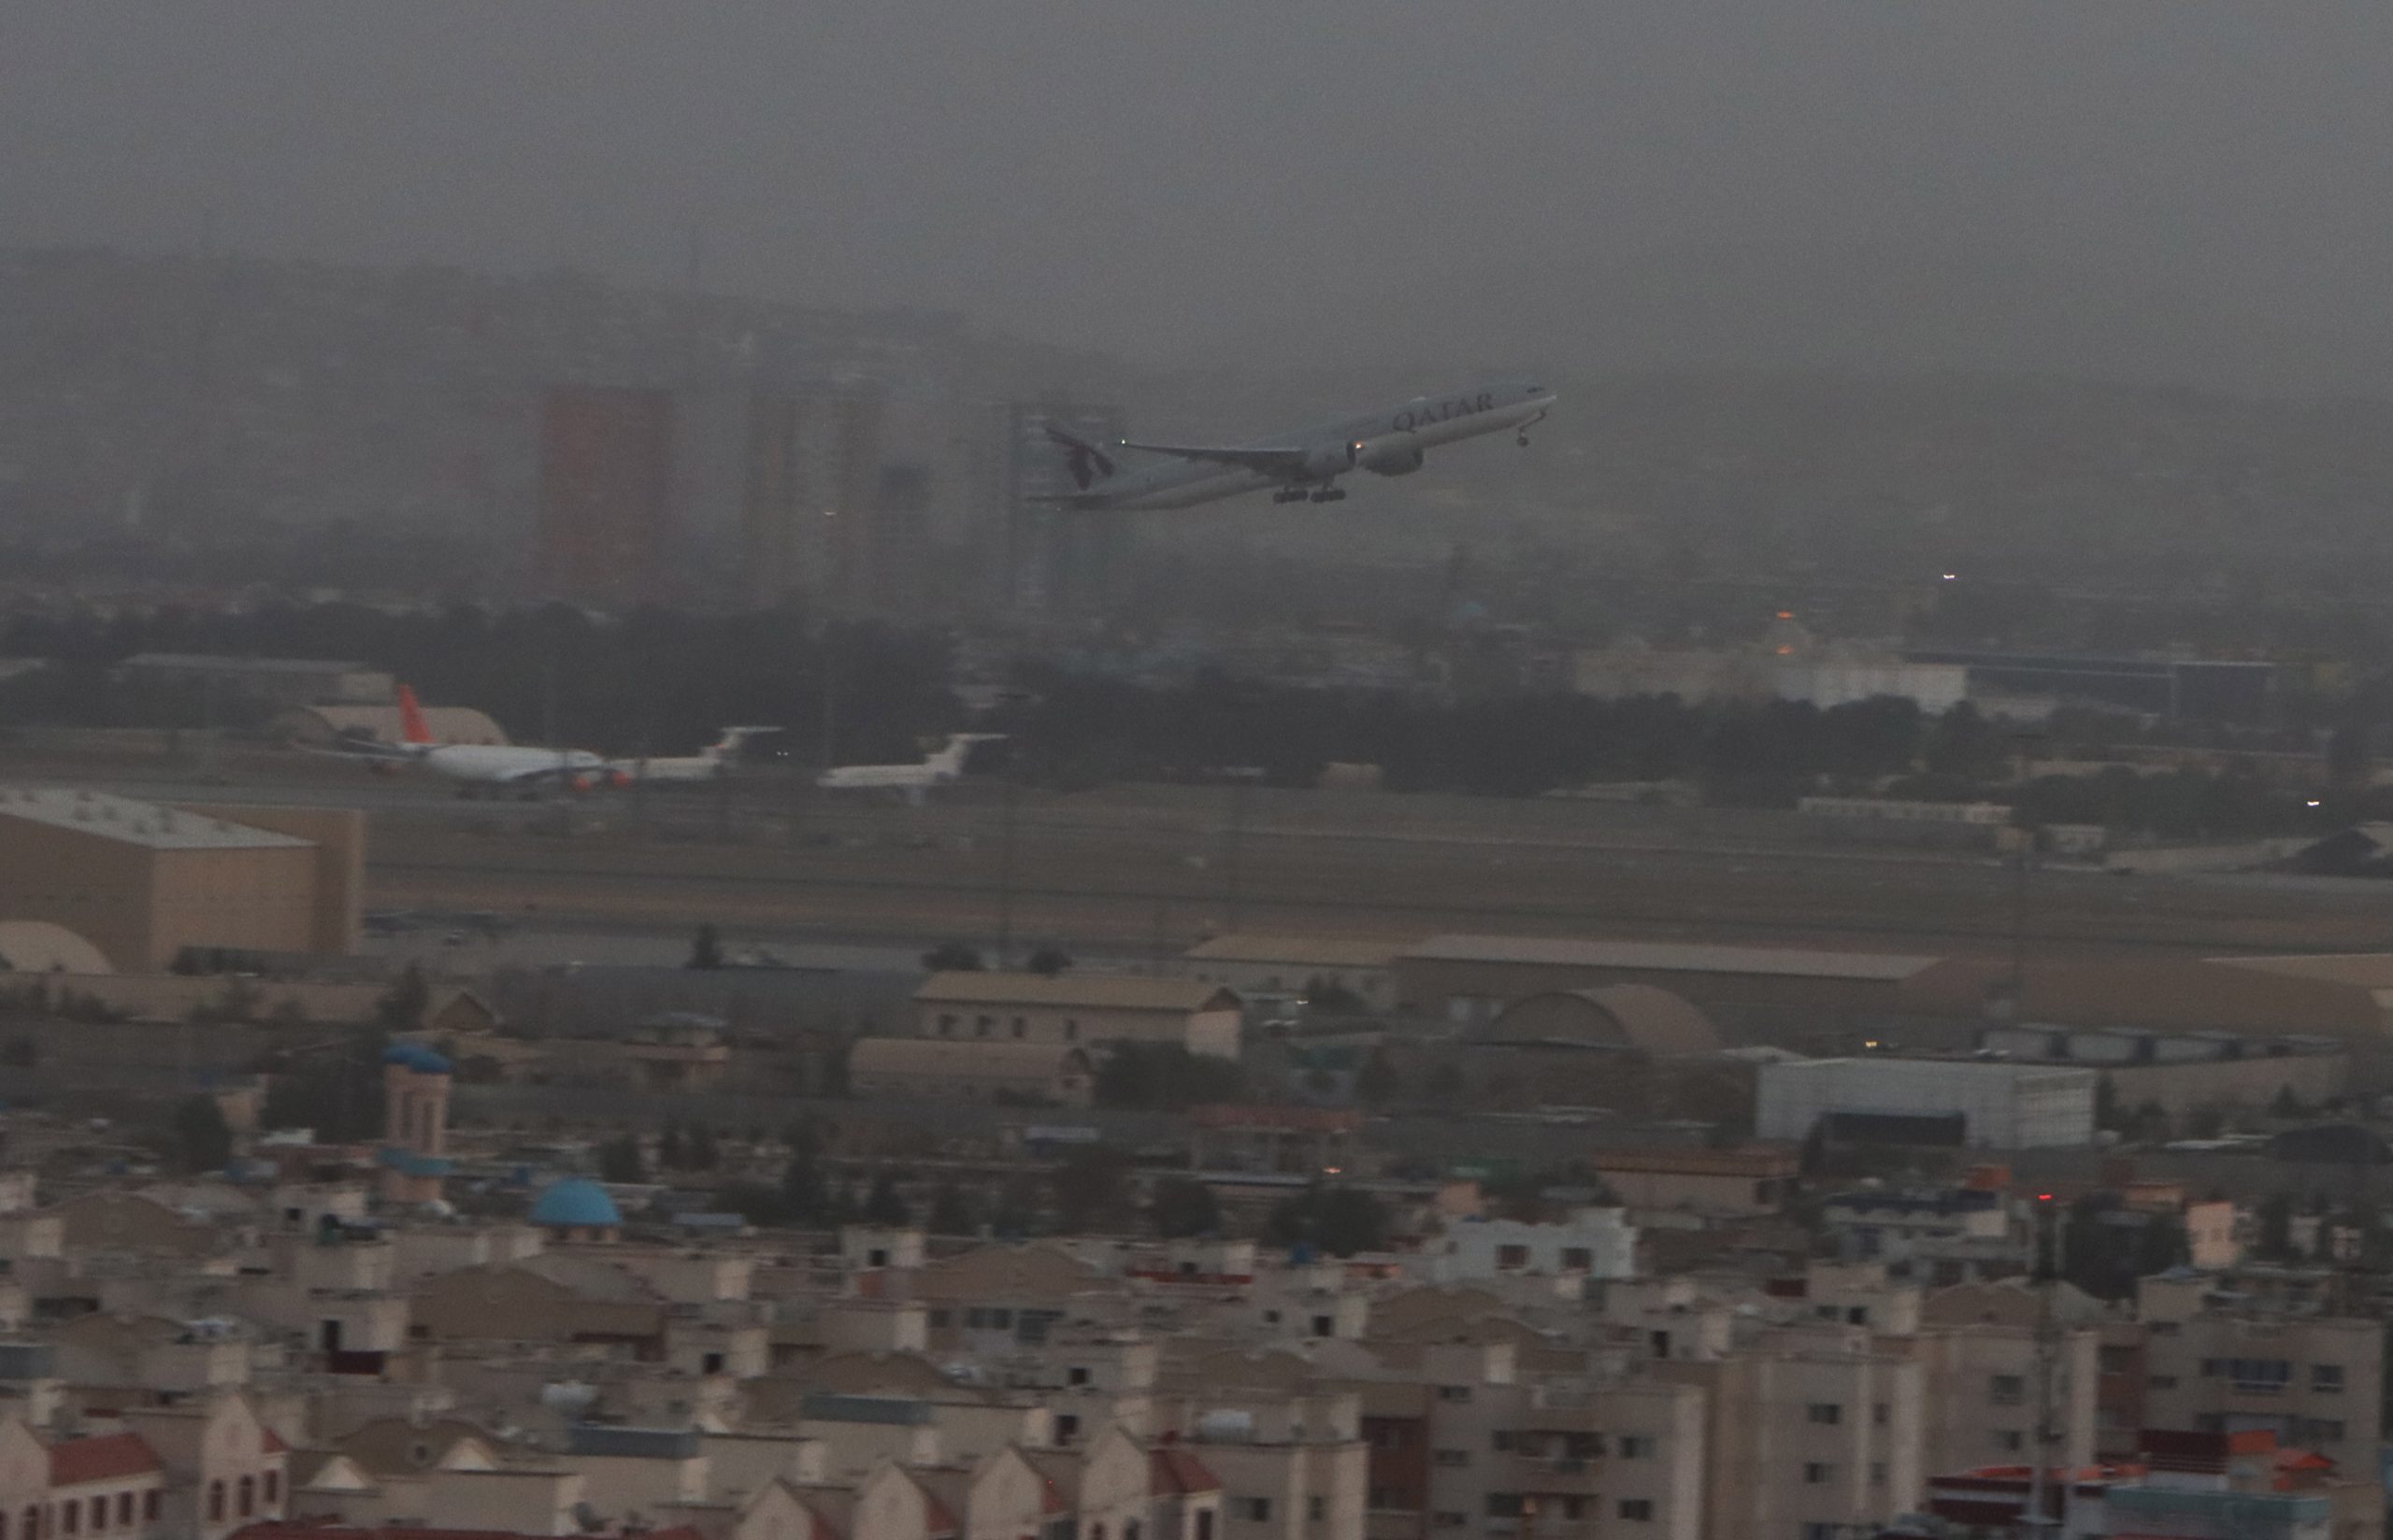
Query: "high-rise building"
742 390 887 614
1001 402 1129 617
535 385 676 605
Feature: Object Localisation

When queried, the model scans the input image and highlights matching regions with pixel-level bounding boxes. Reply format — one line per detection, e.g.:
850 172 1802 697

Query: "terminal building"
0 789 361 969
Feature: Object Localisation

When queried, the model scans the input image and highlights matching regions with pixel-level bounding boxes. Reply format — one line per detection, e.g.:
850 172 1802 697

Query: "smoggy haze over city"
9 2 2393 383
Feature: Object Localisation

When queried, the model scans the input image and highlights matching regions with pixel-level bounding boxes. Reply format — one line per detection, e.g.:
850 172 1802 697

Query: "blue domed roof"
383 1042 453 1075
530 1178 622 1229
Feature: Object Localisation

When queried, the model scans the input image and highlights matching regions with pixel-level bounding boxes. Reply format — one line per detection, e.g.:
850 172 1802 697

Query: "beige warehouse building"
0 789 361 969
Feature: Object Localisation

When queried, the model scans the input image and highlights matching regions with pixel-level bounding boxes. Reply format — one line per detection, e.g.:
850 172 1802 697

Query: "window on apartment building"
1057 1415 1081 1443
1436 1386 1471 1403
1311 1315 1333 1337
141 1497 157 1525
1064 1020 1081 1041
1368 1488 1404 1511
1011 1016 1027 1036
1560 1248 1593 1272
1125 1523 1140 1540
1431 1515 1467 1529
1194 1511 1213 1540
1307 1498 1325 1523
927 1309 951 1328
2 1511 10 1540
1091 1523 1106 1540
1871 1402 1889 1426
1496 1245 1530 1271
1432 1449 1469 1468
1616 1500 1653 1522
236 1478 253 1519
1806 1404 1841 1425
1068 1366 1091 1386
1802 1524 1840 1540
1490 1431 1515 1451
938 1014 958 1035
2314 1364 2347 1392
262 1473 278 1507
1616 1436 1654 1459
1990 1375 2026 1405
975 1017 992 1038
1483 1496 1524 1519
1846 1307 1868 1326
2299 1419 2346 1444
2147 1376 2178 1390
58 1504 73 1538
703 1352 725 1375
2148 1321 2180 1336
84 1502 100 1534
114 1496 131 1527
207 1484 223 1524
1233 1499 1271 1523
1801 1462 1834 1485
1870 1462 1887 1486
19 1507 32 1540
1995 1431 2023 1453
2099 1346 2137 1373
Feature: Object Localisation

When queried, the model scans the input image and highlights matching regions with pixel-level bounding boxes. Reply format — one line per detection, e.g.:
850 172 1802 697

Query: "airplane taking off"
322 685 615 796
816 734 1004 803
1043 380 1555 512
609 726 781 785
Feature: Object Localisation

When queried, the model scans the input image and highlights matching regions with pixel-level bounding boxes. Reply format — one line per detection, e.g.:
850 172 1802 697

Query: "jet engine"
1299 441 1361 479
1357 443 1425 476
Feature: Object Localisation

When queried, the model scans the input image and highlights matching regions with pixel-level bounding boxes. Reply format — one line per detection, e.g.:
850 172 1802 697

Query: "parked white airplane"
1042 379 1555 511
325 685 615 796
815 734 1003 802
609 726 781 785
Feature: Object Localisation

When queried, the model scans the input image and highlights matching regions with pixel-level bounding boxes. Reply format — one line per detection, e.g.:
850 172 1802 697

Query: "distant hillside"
1327 241 2393 402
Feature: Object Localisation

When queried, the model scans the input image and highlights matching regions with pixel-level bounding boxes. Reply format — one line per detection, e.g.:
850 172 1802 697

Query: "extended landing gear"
1517 408 1548 449
1309 488 1348 504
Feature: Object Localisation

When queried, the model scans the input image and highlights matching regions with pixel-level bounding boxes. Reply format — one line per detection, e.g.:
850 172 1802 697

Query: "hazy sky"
8 3 2393 363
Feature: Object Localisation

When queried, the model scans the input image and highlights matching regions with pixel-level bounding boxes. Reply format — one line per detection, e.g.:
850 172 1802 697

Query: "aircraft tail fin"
925 732 1005 776
1042 425 1123 491
705 725 782 762
395 685 435 747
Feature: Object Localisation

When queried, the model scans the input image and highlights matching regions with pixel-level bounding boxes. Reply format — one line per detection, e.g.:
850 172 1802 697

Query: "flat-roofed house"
914 974 1242 1059
1180 935 1412 1013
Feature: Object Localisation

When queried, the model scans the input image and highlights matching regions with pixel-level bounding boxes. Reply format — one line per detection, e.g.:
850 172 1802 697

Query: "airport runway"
12 750 2391 962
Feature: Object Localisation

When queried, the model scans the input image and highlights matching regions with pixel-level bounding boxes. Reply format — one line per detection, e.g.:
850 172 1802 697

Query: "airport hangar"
0 789 362 970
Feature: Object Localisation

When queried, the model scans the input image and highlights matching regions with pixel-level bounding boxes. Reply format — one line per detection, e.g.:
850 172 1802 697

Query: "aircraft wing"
491 762 581 785
1117 440 1313 476
298 740 418 764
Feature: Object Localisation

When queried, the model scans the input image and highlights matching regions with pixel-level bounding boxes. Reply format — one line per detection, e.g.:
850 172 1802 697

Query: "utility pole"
1222 770 1261 933
994 776 1020 970
2003 825 2038 1017
2023 1191 2061 1538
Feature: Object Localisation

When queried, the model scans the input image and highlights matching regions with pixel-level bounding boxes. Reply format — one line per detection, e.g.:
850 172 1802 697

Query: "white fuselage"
814 762 958 791
419 744 609 784
1089 380 1556 512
